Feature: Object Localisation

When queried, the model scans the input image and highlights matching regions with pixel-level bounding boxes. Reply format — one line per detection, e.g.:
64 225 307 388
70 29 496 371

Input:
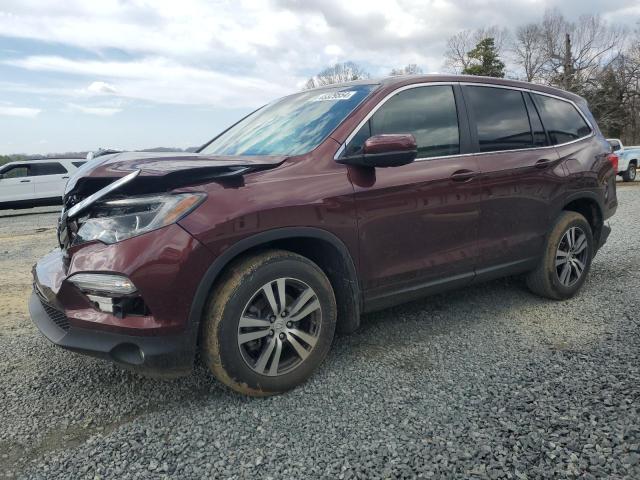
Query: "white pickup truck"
0 158 86 209
607 139 639 182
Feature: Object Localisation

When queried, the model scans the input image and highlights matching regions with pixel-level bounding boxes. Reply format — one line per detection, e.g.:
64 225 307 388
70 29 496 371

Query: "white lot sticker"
310 91 357 102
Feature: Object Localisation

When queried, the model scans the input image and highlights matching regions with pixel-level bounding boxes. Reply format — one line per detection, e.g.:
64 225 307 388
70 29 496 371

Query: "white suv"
0 158 86 209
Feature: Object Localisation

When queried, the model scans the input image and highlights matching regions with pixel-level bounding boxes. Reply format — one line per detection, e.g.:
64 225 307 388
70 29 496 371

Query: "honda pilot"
30 75 617 395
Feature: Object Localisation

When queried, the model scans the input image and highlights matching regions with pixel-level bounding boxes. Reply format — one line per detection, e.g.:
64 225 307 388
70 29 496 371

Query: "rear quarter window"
72 161 86 168
532 94 592 145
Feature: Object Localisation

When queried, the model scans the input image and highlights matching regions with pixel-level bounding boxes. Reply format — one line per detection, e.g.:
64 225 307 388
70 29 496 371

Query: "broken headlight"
74 193 205 245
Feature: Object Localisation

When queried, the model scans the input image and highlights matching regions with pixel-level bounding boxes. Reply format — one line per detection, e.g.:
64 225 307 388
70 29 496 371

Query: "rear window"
607 140 621 152
532 94 592 145
31 162 68 176
465 86 533 152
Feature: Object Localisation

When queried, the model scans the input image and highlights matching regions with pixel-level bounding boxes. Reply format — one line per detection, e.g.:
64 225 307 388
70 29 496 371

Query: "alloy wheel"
237 277 322 376
555 226 589 287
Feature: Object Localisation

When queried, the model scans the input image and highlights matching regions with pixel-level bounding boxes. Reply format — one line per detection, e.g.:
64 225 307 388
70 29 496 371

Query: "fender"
187 227 362 346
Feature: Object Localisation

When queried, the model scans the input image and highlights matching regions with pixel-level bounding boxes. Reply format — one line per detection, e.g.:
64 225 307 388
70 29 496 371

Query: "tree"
462 38 505 77
513 23 547 82
444 26 509 73
305 62 370 89
538 10 623 91
389 64 423 76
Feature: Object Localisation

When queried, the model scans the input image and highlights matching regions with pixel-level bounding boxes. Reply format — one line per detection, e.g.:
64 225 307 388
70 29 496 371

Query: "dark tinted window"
31 162 68 176
465 86 532 152
346 86 460 158
72 161 86 168
532 94 591 145
524 93 547 147
0 165 30 179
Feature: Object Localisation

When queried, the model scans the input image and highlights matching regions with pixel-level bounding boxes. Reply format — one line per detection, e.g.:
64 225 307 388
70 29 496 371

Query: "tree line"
305 9 640 145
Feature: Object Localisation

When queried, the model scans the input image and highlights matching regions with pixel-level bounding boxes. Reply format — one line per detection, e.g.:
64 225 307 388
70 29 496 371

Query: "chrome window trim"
334 81 595 162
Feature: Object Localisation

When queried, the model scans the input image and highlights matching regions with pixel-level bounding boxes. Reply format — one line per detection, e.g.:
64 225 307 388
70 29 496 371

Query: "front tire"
526 212 593 300
201 249 337 396
622 163 636 182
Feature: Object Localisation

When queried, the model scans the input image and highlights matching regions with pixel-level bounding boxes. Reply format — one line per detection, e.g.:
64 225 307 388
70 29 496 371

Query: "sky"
0 0 638 155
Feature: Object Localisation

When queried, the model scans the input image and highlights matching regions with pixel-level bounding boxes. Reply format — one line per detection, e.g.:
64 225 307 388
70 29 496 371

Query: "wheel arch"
560 193 604 246
188 227 362 345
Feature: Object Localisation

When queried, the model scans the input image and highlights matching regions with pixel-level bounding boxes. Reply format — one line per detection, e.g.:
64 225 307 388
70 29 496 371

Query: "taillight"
607 153 619 172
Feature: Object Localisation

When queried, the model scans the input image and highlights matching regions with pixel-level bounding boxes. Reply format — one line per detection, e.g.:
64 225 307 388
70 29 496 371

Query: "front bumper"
29 289 195 377
29 224 215 376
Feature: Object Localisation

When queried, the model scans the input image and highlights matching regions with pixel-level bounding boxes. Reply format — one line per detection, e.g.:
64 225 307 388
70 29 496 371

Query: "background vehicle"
0 158 86 209
30 75 617 396
607 138 639 182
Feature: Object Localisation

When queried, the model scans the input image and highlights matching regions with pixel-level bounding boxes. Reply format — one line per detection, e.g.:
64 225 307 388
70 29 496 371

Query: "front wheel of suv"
201 249 337 396
526 211 594 300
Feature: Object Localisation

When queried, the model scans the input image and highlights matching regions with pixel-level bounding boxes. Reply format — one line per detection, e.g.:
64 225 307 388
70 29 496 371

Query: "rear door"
462 85 563 277
30 162 69 199
342 84 483 309
0 164 34 202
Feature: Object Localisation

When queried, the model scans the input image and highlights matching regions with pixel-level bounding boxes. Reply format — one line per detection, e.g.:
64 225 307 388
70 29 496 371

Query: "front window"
200 84 376 157
344 85 460 159
0 165 30 179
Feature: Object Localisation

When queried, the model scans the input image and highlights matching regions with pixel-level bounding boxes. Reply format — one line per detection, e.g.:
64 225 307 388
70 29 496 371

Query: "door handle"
534 158 556 169
20 179 31 183
62 176 69 179
450 169 478 182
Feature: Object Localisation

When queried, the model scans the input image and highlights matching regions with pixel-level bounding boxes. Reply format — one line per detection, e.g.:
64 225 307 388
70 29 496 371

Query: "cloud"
4 55 296 108
67 103 122 116
87 81 118 95
0 105 41 117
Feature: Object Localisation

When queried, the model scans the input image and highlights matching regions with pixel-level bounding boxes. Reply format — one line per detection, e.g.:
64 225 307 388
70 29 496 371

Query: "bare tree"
513 23 547 82
539 10 623 90
305 62 370 89
389 64 423 76
444 26 510 73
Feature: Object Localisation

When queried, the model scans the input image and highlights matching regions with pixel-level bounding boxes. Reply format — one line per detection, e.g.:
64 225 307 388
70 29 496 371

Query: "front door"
0 164 35 203
340 84 482 310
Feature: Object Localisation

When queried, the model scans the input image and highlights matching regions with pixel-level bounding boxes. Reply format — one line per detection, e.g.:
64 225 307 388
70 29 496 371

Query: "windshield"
200 84 376 156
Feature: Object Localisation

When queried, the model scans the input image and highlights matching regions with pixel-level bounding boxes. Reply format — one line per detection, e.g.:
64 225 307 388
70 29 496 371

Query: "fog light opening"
110 343 144 366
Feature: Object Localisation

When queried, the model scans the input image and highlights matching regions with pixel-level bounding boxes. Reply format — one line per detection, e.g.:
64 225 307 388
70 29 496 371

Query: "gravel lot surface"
1 183 639 479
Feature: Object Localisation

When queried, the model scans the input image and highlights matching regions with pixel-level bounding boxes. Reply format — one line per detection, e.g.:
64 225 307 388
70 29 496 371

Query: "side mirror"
338 134 417 168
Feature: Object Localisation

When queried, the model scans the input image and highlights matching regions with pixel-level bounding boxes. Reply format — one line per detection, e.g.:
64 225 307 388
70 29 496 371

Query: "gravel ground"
1 184 639 479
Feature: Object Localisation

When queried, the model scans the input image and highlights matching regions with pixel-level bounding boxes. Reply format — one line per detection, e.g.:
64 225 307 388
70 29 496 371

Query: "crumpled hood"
65 151 288 196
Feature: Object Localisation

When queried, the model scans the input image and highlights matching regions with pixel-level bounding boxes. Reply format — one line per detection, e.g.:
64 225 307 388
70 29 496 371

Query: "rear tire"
201 249 336 396
622 163 636 182
526 212 593 300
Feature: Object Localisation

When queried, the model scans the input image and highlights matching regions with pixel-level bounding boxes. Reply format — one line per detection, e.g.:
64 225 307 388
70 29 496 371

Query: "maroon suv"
30 75 617 395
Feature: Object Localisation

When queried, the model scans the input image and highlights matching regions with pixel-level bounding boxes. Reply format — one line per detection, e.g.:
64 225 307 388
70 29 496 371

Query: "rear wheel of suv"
201 249 337 396
526 211 593 300
622 163 636 182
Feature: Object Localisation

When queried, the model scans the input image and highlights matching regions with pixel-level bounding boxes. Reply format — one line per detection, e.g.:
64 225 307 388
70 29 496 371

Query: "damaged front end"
31 151 288 376
57 151 287 249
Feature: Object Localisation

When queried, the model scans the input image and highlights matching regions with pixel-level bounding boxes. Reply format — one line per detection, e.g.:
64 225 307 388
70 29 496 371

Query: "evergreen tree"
462 38 505 78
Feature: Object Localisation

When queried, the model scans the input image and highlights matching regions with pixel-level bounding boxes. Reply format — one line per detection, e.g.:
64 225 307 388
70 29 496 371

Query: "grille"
39 297 71 332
